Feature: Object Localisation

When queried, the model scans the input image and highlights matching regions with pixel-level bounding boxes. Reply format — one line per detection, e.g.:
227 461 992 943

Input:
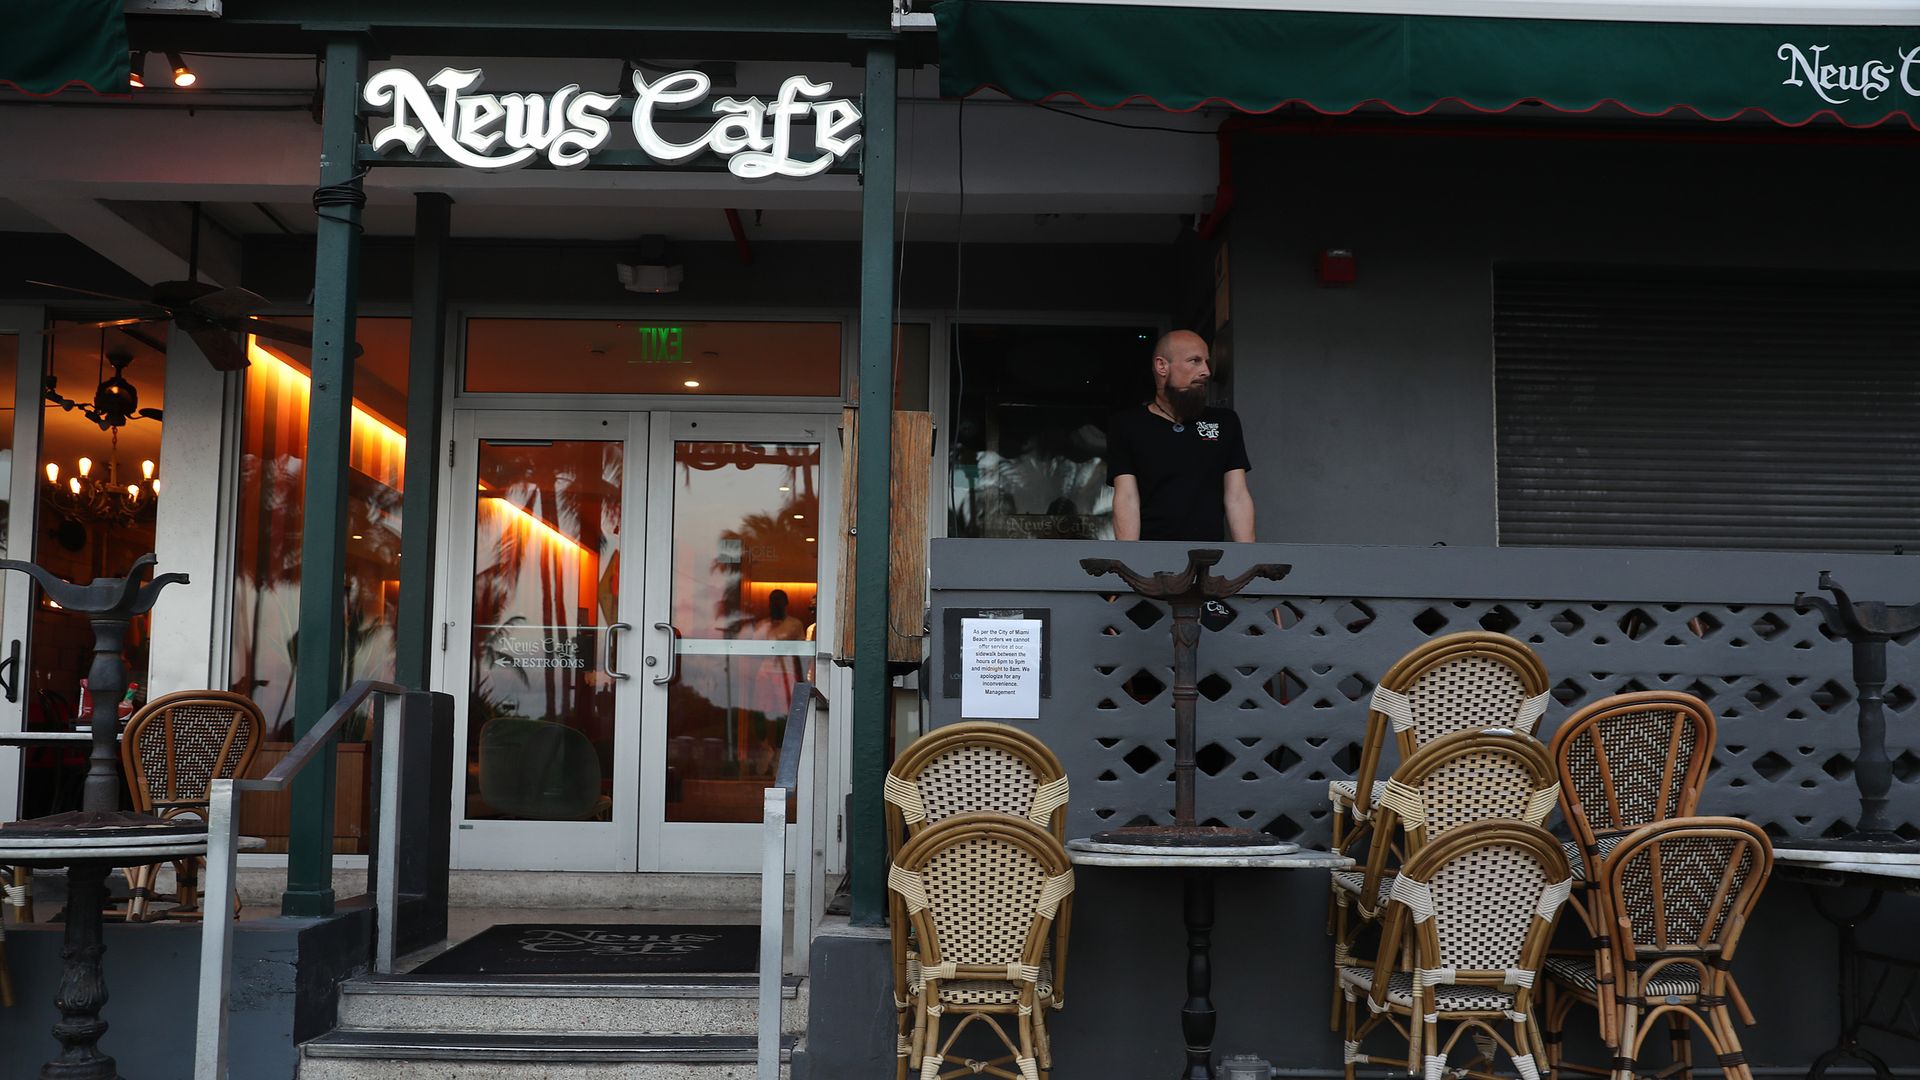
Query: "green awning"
935 1 1920 128
0 0 128 97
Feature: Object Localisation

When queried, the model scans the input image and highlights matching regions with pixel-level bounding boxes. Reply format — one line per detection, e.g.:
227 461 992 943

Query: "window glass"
947 323 1156 540
465 319 841 397
230 319 408 854
894 324 930 410
31 322 166 725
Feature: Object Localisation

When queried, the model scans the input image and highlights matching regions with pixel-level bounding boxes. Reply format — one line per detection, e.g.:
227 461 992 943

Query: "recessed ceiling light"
351 534 364 540
805 537 815 543
683 380 700 388
778 485 790 492
793 514 805 520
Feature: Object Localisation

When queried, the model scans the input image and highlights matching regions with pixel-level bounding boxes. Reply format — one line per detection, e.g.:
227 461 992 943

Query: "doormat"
411 923 759 977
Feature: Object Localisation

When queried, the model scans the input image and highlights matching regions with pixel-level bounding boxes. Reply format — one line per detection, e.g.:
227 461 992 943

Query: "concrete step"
336 974 807 1036
298 1031 794 1079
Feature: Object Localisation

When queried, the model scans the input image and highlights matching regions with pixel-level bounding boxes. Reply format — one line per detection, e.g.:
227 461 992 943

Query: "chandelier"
44 431 159 527
42 340 163 528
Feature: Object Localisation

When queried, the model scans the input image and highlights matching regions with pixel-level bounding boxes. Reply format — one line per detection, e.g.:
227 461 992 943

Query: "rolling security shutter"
1494 265 1920 553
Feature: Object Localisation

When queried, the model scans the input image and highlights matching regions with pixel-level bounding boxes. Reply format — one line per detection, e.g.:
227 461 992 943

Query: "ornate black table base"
44 863 119 1080
1181 871 1218 1080
1066 841 1350 1080
1 815 205 1080
1781 863 1920 1080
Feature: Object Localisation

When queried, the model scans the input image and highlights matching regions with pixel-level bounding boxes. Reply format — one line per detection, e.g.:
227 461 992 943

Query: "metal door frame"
0 307 44 821
440 409 650 871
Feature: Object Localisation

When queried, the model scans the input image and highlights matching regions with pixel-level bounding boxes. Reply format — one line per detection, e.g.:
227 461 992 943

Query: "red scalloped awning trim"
0 78 132 101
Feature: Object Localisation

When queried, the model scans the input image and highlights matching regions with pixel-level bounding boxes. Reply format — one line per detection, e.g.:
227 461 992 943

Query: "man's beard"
1166 382 1210 423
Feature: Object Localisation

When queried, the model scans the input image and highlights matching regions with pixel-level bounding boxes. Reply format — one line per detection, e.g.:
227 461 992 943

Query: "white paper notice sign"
961 618 1043 720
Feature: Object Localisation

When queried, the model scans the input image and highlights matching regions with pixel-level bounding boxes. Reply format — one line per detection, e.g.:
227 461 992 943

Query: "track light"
128 51 146 89
166 52 196 88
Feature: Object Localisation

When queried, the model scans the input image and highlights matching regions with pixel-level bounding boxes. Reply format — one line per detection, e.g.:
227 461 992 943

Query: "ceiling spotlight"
351 534 364 540
166 52 196 87
778 485 790 492
682 380 700 389
129 51 146 89
792 514 805 521
805 537 816 543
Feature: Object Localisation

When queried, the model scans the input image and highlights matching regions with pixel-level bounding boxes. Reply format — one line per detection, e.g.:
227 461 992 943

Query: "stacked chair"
1341 820 1575 1080
1542 817 1772 1080
1544 692 1716 1048
1329 632 1553 852
1330 728 1561 981
1328 633 1554 1021
1331 633 1573 1080
885 722 1074 1080
1541 691 1772 1080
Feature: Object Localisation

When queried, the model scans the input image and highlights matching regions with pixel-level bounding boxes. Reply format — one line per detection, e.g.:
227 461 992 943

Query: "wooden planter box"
237 741 372 854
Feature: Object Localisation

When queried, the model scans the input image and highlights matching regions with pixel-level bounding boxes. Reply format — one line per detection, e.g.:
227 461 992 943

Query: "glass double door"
445 410 826 872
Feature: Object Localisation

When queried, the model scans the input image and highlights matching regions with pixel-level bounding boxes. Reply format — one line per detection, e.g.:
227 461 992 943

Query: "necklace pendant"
1171 423 1185 433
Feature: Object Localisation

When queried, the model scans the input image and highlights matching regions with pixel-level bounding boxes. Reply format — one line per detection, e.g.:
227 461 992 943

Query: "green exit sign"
633 325 685 363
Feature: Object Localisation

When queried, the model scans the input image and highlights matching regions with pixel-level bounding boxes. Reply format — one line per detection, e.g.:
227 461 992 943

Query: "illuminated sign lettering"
634 326 684 364
363 67 862 177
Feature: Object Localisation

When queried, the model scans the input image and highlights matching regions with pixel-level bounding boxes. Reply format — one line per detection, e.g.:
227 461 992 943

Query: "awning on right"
933 1 1920 128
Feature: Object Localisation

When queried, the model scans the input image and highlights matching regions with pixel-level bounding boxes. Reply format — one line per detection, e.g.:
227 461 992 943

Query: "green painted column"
395 192 452 691
285 33 368 917
850 40 896 927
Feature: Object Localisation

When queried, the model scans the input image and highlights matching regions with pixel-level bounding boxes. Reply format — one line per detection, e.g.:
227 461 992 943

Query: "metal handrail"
242 679 406 791
194 679 408 1080
758 680 830 1078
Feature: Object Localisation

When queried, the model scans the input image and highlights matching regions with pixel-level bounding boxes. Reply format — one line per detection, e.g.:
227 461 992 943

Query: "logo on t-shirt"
1195 420 1221 440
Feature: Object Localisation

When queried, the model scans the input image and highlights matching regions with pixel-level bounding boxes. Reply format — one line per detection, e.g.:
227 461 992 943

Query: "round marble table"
0 816 209 1080
1066 839 1353 1080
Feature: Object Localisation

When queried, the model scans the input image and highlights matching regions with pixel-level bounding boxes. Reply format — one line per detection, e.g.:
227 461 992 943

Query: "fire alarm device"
1316 248 1357 286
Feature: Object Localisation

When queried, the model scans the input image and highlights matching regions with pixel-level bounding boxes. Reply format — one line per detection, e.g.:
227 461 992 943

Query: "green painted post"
395 192 452 691
850 41 896 927
285 33 368 917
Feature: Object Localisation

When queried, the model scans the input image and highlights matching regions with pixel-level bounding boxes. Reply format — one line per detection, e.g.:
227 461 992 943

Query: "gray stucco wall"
1226 132 1920 546
1 908 371 1080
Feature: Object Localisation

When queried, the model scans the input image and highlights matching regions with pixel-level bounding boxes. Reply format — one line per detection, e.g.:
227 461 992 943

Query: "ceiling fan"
25 203 361 372
44 345 164 429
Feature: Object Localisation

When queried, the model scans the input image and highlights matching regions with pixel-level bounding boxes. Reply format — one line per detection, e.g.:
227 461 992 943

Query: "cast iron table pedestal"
0 817 208 1080
1066 840 1352 1080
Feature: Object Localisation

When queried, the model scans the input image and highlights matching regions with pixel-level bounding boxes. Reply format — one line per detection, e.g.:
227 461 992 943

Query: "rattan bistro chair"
1549 691 1715 1046
1330 632 1553 855
886 723 1072 1076
1331 728 1560 977
1342 821 1574 1080
1542 818 1771 1080
891 812 1074 1080
1326 634 1550 1030
117 691 265 921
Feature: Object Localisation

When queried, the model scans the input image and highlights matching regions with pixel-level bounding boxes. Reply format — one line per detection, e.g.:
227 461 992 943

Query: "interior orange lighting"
248 337 407 491
478 489 591 558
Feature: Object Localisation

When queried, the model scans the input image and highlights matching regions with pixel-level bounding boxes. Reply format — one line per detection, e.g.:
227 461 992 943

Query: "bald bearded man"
1105 329 1256 542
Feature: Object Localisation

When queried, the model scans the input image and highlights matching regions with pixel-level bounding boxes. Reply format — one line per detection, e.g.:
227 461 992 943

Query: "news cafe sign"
1777 41 1920 105
363 67 862 177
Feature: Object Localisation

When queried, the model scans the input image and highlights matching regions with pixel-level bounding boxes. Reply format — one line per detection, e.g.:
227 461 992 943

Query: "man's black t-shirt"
1105 405 1253 542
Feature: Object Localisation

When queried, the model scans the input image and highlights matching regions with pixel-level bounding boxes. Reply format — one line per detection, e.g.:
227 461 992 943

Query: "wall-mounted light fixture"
166 51 196 87
129 52 147 89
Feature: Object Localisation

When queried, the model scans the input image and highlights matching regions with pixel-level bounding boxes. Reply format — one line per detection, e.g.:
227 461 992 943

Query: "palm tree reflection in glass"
469 440 622 822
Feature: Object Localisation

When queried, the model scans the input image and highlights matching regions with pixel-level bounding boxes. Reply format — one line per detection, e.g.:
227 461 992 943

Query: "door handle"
652 622 681 685
604 622 634 680
0 640 17 704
